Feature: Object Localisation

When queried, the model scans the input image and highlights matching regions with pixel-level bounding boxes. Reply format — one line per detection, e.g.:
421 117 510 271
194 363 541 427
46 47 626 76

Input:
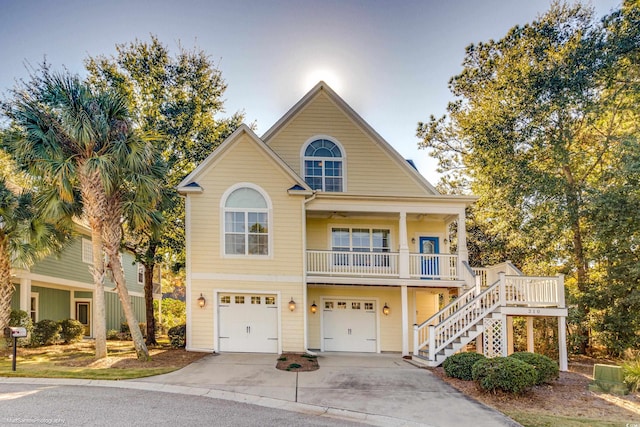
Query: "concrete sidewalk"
137 352 520 427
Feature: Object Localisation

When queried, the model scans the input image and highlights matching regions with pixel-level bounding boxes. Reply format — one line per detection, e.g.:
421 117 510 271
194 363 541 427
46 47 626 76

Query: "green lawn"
506 410 632 427
0 339 191 380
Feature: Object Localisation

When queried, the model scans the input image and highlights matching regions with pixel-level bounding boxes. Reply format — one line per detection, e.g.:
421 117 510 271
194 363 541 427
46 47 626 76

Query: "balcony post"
399 211 409 279
401 285 409 356
457 209 469 278
413 324 419 356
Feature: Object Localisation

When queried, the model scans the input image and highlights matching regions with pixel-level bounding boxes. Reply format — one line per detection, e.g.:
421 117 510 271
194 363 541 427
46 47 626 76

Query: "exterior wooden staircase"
412 262 567 367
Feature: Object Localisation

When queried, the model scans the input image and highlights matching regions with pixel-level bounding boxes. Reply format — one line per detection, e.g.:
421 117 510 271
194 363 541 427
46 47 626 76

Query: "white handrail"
413 285 480 356
408 253 458 280
504 275 563 307
306 250 399 277
429 281 502 361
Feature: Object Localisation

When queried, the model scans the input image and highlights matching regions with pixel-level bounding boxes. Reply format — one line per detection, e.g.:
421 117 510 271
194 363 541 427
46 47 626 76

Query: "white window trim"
300 135 347 192
137 262 145 285
30 292 39 323
220 183 274 259
81 238 93 264
328 225 393 252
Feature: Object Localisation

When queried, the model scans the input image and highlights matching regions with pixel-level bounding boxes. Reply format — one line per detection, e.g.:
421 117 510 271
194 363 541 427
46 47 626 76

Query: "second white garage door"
218 293 278 353
323 298 377 352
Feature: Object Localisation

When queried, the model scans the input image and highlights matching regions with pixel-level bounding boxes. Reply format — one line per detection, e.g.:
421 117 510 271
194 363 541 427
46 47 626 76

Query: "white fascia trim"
192 273 303 283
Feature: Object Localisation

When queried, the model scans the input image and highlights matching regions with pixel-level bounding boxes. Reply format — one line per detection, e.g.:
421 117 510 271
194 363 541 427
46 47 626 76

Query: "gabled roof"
177 124 311 194
261 81 440 195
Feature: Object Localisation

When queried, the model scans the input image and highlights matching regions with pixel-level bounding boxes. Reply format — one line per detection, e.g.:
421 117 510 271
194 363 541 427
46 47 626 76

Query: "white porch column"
558 316 568 372
398 211 409 279
501 314 508 357
401 284 409 356
506 316 514 355
19 278 32 313
526 317 535 352
457 209 469 275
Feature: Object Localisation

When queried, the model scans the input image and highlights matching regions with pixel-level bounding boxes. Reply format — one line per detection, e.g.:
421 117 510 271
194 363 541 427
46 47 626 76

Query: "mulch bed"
275 353 319 372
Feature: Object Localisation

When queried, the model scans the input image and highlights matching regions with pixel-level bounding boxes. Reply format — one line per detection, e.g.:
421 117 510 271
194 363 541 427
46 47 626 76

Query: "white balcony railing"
306 250 399 277
307 250 460 280
408 253 458 280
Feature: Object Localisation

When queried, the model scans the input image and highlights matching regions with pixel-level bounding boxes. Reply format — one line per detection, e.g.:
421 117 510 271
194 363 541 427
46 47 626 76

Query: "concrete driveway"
139 352 519 427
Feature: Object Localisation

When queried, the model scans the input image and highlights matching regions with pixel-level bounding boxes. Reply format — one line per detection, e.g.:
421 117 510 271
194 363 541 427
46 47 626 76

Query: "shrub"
107 330 120 340
472 357 537 394
443 352 487 381
168 324 186 348
31 319 61 347
120 322 147 338
9 310 33 346
623 359 640 392
58 319 85 344
509 352 559 385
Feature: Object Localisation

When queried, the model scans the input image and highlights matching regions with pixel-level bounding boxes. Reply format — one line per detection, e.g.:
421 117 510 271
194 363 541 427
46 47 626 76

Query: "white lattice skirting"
483 317 504 358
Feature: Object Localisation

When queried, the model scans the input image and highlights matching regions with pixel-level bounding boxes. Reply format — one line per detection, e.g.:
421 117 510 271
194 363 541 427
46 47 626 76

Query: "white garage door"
218 293 278 353
323 299 377 352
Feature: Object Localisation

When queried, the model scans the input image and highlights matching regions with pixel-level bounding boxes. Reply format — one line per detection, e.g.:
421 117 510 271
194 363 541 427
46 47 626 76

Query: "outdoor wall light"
310 301 318 314
197 293 206 308
382 303 390 316
411 238 416 244
289 297 296 312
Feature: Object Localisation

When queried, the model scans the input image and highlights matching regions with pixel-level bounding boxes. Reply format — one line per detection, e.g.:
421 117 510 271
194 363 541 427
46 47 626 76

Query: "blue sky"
0 0 620 184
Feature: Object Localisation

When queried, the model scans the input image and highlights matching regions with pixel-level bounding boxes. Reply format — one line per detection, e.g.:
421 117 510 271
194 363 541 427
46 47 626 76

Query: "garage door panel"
218 293 278 353
323 299 376 352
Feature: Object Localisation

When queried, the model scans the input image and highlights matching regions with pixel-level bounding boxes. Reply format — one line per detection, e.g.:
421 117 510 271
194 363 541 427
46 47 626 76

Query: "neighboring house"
10 223 162 336
178 82 569 369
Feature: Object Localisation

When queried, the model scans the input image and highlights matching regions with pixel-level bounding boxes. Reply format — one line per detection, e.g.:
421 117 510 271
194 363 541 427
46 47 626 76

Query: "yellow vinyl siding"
190 279 304 352
189 134 304 276
267 92 430 197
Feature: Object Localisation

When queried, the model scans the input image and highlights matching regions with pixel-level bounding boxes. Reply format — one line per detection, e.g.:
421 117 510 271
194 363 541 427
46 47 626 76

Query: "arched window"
223 186 269 255
303 139 344 192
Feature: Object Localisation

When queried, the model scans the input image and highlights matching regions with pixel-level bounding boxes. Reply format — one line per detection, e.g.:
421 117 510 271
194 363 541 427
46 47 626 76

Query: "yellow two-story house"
179 82 569 369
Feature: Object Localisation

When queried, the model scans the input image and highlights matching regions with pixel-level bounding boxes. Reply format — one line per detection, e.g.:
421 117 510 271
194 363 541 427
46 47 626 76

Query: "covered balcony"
306 250 459 281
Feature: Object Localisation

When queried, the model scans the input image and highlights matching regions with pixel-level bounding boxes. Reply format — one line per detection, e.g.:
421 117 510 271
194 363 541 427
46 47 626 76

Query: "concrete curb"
0 377 428 427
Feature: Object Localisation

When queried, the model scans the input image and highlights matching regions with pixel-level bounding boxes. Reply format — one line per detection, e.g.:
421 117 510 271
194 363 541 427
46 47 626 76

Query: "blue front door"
419 237 439 278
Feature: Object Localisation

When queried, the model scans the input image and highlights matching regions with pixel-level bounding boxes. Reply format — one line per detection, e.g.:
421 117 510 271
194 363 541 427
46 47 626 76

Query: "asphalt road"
0 383 364 426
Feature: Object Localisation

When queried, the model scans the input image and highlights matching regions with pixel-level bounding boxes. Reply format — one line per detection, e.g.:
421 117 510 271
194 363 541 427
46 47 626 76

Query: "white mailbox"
4 327 27 338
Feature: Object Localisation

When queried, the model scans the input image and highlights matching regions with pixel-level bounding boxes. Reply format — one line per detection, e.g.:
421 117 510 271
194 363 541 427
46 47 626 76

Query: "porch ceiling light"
289 297 296 312
382 303 390 316
197 293 206 308
310 301 318 314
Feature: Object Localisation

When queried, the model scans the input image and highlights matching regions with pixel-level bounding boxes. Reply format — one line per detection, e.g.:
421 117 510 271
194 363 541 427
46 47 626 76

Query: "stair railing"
428 279 502 361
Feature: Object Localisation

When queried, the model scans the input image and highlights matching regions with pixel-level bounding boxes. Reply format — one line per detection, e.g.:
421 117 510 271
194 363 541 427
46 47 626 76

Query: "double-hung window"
224 187 269 256
303 139 344 192
331 228 390 266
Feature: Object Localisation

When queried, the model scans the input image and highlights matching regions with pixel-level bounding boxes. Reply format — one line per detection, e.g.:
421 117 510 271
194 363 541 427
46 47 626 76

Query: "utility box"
4 327 28 338
588 364 629 395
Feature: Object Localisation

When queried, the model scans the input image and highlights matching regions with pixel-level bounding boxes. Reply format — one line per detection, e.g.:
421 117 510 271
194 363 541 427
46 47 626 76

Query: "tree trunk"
79 169 108 359
563 165 590 354
144 254 158 346
89 225 108 359
103 207 149 360
0 236 15 331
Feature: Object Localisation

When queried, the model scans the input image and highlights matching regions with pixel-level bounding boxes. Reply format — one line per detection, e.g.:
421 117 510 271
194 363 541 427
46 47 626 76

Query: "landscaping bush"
106 329 120 340
622 359 640 392
58 319 85 344
443 352 487 380
509 352 559 385
9 309 33 346
472 357 537 394
31 319 61 346
120 322 147 338
168 324 186 348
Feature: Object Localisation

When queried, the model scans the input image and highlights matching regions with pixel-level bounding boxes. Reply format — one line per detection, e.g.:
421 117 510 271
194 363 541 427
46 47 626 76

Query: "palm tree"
0 178 63 334
4 69 159 359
